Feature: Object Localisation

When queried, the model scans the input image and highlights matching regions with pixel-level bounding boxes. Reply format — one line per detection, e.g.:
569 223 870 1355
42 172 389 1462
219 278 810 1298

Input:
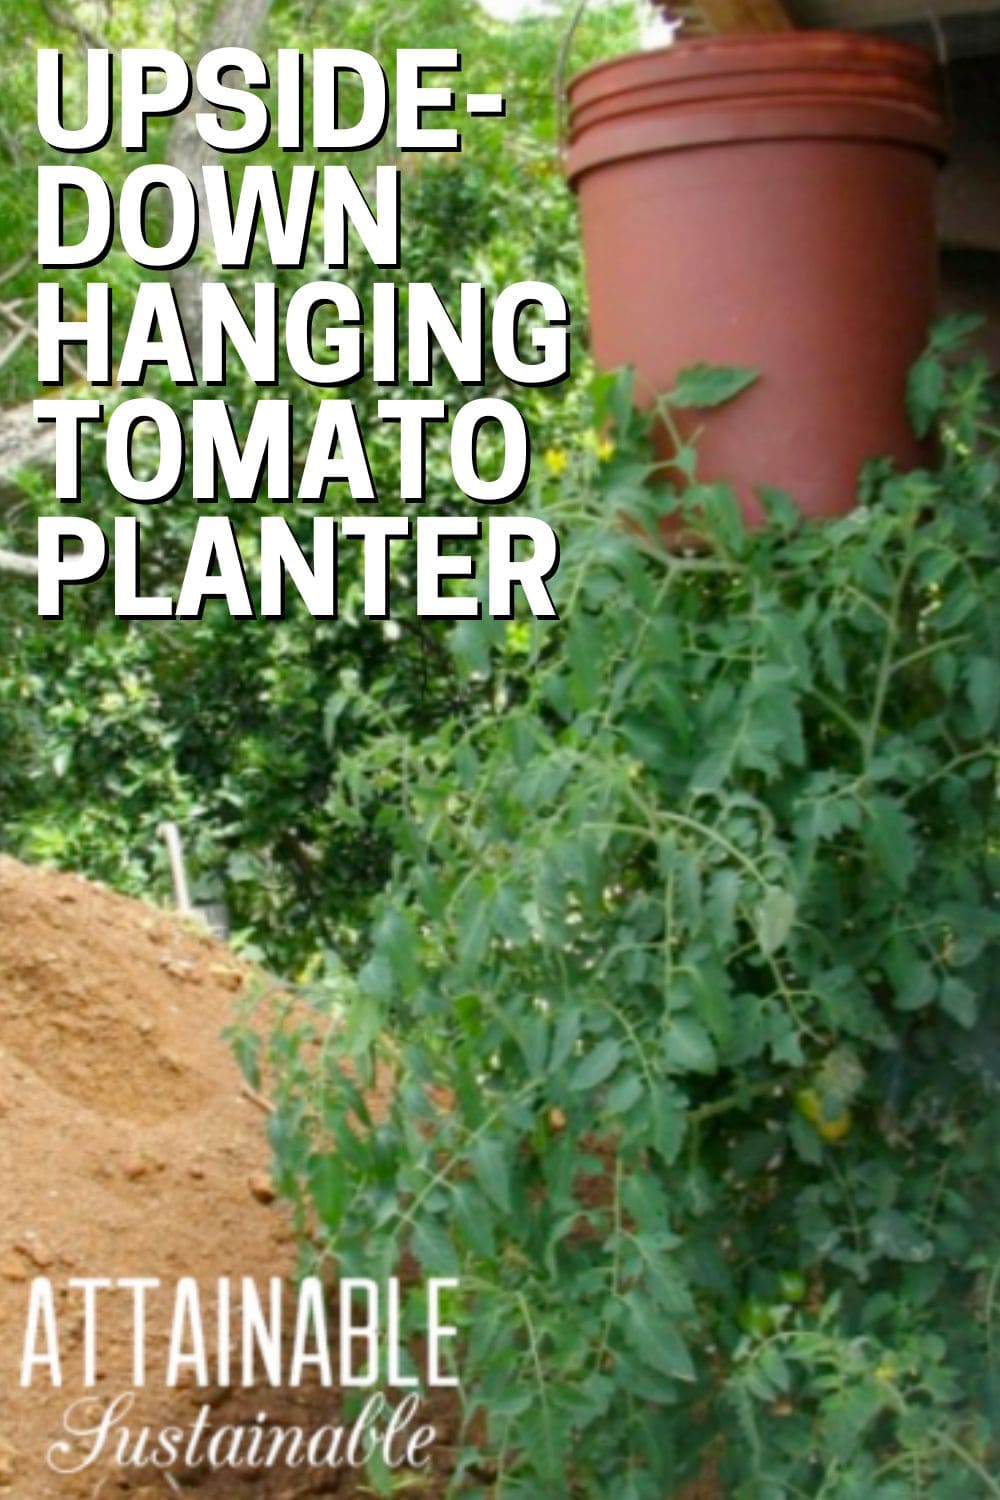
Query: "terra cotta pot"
566 33 949 525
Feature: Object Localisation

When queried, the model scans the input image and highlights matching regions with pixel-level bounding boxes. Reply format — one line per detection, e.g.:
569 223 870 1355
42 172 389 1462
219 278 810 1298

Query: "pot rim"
568 30 939 106
566 97 946 185
569 69 942 140
566 31 948 183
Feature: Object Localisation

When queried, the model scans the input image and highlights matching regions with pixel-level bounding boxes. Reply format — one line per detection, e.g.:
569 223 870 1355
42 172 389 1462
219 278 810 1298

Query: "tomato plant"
244 325 1000 1496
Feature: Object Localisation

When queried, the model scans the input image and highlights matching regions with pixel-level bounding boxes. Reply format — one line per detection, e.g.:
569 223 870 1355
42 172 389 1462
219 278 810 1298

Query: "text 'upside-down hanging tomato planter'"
566 31 949 524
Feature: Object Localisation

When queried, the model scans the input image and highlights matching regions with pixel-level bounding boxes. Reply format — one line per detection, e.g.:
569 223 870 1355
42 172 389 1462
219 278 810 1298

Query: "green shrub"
245 325 999 1497
0 0 637 970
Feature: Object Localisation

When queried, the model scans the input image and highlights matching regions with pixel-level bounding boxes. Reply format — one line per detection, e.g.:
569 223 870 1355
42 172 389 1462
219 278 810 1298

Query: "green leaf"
607 364 637 435
869 1210 934 1263
939 976 978 1029
706 869 742 946
650 1083 687 1165
308 1155 349 1231
450 618 493 678
788 1111 823 1165
411 1217 459 1277
604 1070 644 1115
865 797 917 889
665 1015 716 1074
966 655 1000 734
569 1038 622 1092
548 1006 581 1073
824 1380 887 1463
757 1344 791 1393
469 1136 513 1214
756 885 797 956
906 354 945 438
626 1296 696 1382
756 486 801 532
358 952 394 1004
884 936 936 1012
669 364 759 410
694 482 747 553
374 908 419 992
344 988 382 1054
927 312 986 353
451 1183 497 1260
229 1028 261 1092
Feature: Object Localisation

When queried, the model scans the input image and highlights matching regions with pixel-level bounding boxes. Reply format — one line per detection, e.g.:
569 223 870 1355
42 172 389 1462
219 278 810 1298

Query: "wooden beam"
791 0 999 28
695 0 795 30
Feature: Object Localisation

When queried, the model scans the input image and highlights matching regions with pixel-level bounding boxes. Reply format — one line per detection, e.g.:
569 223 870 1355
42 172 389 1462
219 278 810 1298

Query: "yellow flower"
505 621 531 655
543 447 569 477
295 952 324 984
581 430 615 461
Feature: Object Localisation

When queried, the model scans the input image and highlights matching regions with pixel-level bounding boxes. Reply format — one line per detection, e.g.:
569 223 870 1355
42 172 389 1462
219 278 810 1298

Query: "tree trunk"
167 0 275 342
0 401 56 498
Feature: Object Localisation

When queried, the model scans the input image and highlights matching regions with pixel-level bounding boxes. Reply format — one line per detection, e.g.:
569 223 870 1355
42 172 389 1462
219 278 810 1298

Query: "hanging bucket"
566 33 949 524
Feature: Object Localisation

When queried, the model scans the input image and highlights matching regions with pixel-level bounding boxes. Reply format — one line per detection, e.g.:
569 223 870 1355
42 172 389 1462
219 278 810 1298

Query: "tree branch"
39 0 111 51
0 546 38 578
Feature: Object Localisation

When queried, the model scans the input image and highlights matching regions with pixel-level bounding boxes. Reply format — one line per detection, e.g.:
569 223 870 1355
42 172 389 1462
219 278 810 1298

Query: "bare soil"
0 855 452 1499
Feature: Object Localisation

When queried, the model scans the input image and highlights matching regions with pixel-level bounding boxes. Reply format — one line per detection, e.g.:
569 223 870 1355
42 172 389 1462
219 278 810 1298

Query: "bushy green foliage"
243 330 1000 1496
0 0 637 968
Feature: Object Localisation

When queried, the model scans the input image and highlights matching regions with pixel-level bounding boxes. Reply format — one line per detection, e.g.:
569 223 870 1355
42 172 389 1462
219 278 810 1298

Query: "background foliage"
0 0 636 969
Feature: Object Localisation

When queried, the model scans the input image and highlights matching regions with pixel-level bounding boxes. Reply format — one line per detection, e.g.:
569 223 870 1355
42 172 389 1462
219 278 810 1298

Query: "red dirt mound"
0 856 376 1499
